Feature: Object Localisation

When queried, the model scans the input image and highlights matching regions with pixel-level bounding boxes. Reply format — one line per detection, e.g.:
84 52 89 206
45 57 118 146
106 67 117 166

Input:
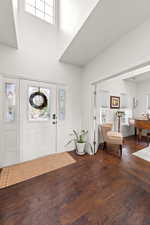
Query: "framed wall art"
110 96 120 109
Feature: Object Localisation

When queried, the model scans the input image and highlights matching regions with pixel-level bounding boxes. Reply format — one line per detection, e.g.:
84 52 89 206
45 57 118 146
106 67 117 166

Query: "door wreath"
29 91 48 110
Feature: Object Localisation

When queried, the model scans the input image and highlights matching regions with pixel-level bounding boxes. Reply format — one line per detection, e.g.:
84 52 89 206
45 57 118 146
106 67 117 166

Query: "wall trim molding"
91 60 150 85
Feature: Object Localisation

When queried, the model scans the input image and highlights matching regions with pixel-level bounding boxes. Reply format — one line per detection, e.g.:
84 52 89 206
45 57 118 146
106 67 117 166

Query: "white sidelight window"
58 88 66 121
5 83 16 122
25 0 56 24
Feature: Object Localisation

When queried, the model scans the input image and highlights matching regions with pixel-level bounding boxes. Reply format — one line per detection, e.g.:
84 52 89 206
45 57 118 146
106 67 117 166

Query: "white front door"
2 78 20 166
20 80 57 162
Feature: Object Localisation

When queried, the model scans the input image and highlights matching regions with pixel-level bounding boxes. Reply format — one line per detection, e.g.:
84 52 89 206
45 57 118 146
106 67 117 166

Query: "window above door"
25 0 56 25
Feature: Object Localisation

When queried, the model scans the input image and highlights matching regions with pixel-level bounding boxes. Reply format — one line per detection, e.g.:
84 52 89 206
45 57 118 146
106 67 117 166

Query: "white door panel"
4 131 17 151
20 80 57 162
3 152 18 166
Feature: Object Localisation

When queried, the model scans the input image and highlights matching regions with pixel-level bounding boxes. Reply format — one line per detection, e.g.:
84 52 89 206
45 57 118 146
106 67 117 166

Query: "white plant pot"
76 143 86 155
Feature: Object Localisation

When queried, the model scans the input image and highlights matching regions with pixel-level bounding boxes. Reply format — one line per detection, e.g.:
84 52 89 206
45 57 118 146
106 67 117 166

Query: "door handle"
52 121 57 125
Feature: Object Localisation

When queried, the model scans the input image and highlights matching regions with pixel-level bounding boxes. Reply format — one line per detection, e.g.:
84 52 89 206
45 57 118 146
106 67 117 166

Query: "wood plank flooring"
0 136 150 225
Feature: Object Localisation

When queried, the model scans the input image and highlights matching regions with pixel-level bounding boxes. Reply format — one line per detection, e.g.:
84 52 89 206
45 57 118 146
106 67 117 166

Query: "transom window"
25 0 55 24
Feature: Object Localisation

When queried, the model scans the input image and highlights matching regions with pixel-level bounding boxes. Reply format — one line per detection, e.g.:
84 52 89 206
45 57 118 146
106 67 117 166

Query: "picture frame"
110 96 120 109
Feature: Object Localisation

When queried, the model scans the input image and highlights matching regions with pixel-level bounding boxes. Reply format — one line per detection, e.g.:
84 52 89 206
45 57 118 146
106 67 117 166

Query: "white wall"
98 78 136 137
98 78 136 108
81 18 150 131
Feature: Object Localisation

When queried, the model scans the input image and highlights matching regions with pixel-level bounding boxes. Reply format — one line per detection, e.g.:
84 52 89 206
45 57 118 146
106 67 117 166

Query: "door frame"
1 74 67 166
0 75 3 167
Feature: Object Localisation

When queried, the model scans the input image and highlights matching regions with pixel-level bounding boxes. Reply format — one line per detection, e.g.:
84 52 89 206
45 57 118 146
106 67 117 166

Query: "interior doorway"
90 64 150 153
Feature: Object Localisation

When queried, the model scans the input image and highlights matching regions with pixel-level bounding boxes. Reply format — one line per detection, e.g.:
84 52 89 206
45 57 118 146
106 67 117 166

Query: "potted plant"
66 130 88 155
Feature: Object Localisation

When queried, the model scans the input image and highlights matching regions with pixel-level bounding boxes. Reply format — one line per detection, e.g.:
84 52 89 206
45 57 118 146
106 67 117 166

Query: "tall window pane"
58 88 66 121
36 0 44 11
45 0 54 6
25 0 55 24
5 83 16 122
26 0 35 6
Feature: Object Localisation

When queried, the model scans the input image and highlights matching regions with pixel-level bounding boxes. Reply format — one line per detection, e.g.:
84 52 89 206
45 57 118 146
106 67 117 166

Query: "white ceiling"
0 0 18 48
60 0 150 67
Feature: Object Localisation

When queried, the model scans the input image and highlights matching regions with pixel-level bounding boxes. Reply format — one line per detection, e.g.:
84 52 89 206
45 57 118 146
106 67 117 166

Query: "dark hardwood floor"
0 136 150 225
